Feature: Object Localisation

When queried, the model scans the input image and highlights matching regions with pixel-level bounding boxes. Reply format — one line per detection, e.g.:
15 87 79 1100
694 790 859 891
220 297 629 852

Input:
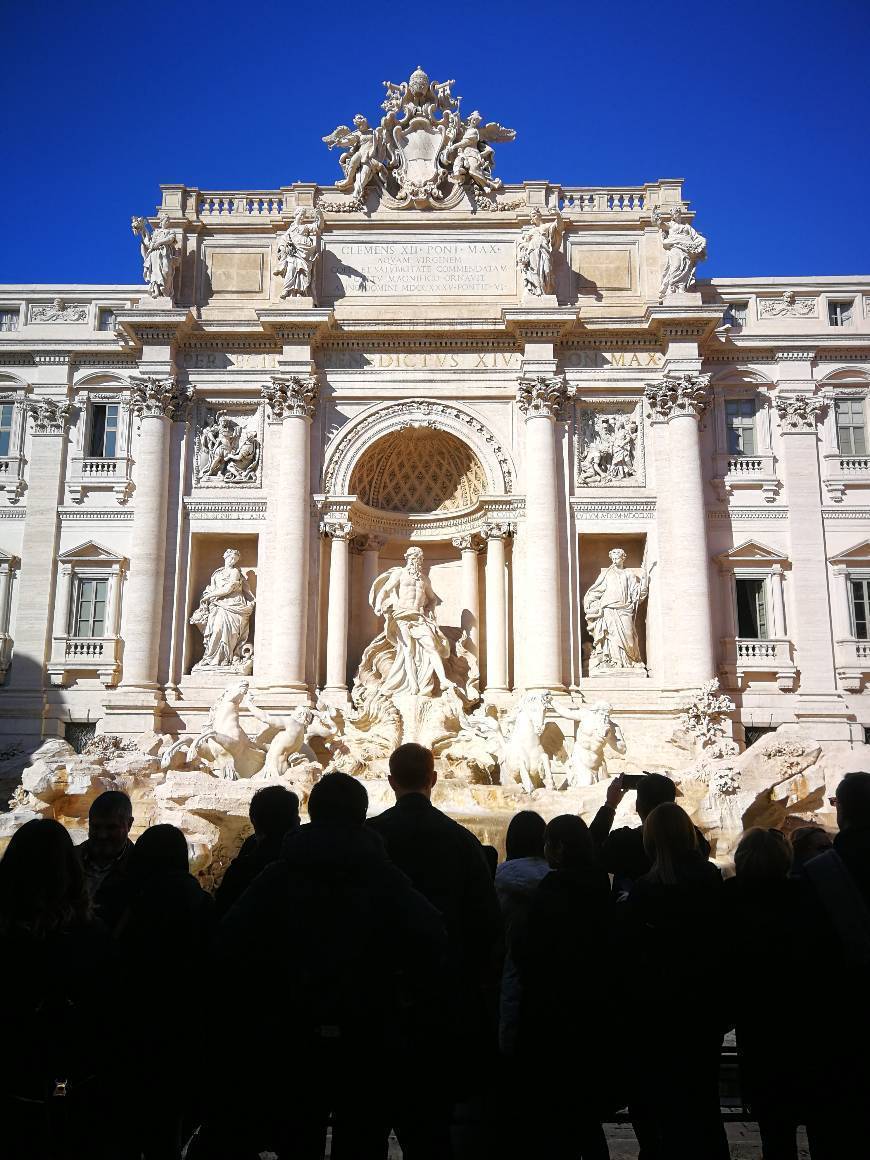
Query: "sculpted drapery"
191 549 256 672
583 549 649 673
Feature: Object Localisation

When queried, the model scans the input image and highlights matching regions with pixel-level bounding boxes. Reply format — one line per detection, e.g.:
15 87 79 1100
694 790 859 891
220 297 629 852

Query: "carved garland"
130 376 191 421
644 373 711 420
261 375 319 422
775 393 827 432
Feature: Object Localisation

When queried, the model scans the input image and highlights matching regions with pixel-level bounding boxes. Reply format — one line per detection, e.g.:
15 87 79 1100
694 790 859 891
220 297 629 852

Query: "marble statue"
131 213 180 299
583 549 649 674
161 680 266 779
190 549 256 673
560 700 626 786
456 692 555 793
517 207 564 296
358 547 454 698
194 412 260 484
443 110 516 194
652 205 706 298
578 412 639 484
322 115 391 202
275 209 324 298
259 702 340 779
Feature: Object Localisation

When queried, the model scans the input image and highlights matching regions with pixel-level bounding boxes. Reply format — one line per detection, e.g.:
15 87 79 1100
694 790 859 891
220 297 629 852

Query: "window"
725 398 757 455
0 309 19 332
0 404 13 457
725 301 748 327
735 577 769 639
88 404 120 458
72 578 108 637
835 398 867 456
851 579 869 640
829 300 853 327
97 309 116 332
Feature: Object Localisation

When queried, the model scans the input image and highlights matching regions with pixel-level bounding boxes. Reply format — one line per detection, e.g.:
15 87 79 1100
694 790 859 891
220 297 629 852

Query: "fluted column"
52 565 73 639
360 535 385 644
645 373 715 687
482 522 511 693
452 534 482 654
323 519 353 698
118 377 186 691
517 375 566 691
262 375 318 695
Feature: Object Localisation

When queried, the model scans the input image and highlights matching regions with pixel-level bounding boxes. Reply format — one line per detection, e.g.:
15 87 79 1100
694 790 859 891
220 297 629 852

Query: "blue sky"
3 0 868 284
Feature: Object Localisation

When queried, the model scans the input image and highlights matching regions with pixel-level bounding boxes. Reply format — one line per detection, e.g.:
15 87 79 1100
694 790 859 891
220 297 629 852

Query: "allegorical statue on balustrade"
131 213 180 300
583 549 650 674
652 204 706 298
191 549 256 673
274 208 324 299
517 206 564 297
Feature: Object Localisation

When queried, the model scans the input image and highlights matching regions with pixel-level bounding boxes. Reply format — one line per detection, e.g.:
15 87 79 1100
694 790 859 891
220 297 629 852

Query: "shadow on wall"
0 651 65 810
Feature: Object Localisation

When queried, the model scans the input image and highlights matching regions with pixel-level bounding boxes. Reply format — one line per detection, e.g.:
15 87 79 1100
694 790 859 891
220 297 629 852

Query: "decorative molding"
31 352 71 366
758 292 817 319
644 373 711 421
775 350 815 363
707 507 788 521
261 375 319 422
184 498 267 521
25 397 74 436
28 300 89 324
479 522 515 540
570 498 656 521
0 508 27 519
822 508 870 521
130 376 191 421
321 518 354 540
59 508 135 521
516 375 567 420
775 393 827 432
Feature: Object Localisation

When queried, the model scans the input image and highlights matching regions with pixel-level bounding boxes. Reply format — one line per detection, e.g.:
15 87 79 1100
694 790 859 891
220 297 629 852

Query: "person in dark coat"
77 789 135 931
205 771 446 1160
116 824 215 1160
616 802 728 1160
214 785 299 916
0 818 120 1160
831 769 870 903
513 814 613 1160
589 772 710 896
724 827 836 1159
367 743 503 1158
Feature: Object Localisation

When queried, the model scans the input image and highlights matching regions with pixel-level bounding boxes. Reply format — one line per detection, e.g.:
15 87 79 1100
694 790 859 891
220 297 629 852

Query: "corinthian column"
262 375 318 696
645 373 715 687
452 534 482 654
323 519 353 700
517 375 566 691
481 523 511 693
118 377 187 692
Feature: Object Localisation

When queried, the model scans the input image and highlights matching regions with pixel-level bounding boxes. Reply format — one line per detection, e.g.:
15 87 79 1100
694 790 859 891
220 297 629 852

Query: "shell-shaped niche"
350 426 487 514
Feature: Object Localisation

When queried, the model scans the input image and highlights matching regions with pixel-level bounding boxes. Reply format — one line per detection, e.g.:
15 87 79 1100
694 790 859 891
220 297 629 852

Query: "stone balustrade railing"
197 193 286 219
65 637 107 659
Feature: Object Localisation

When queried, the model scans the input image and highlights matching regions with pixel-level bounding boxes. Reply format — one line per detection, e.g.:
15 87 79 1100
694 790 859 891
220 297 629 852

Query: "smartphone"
620 773 648 790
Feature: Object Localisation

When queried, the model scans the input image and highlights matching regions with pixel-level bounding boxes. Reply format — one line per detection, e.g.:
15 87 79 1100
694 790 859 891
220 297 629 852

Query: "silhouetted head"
87 790 133 865
505 810 546 860
308 772 368 827
0 818 89 936
388 743 437 798
790 825 833 869
642 802 698 885
544 814 594 870
129 824 189 878
249 785 300 842
636 773 676 822
734 827 792 881
833 771 870 831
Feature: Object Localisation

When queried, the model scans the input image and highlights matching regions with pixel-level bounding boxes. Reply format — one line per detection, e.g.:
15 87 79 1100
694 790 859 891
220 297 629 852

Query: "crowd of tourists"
1 745 869 1160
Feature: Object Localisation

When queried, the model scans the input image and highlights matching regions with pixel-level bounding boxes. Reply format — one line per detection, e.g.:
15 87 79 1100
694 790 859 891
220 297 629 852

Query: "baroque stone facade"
0 65 868 783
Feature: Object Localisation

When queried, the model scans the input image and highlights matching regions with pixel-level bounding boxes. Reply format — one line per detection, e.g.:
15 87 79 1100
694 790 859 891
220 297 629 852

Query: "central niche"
350 426 487 514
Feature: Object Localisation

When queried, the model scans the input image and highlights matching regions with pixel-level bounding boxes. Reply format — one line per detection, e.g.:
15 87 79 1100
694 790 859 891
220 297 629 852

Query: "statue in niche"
275 209 324 299
355 546 455 699
131 214 180 299
583 549 649 674
578 412 639 484
517 206 564 296
194 412 260 484
652 205 706 298
191 549 256 673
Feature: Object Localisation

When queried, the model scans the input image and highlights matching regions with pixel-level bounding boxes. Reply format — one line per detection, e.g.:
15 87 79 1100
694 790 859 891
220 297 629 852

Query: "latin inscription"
321 241 517 298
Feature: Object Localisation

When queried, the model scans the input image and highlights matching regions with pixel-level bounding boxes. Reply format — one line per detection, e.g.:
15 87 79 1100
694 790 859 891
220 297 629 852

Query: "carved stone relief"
758 291 817 318
193 407 263 487
28 299 88 324
575 401 644 487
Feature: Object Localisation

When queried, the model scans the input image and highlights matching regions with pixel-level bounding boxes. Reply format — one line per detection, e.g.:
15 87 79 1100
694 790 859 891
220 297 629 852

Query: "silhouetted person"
590 772 710 896
829 769 870 903
725 828 835 1159
0 818 119 1160
617 802 727 1160
481 844 499 878
215 785 300 916
78 789 134 931
368 743 502 1157
495 811 549 1055
207 772 445 1160
789 824 833 872
514 815 613 1159
114 825 214 1160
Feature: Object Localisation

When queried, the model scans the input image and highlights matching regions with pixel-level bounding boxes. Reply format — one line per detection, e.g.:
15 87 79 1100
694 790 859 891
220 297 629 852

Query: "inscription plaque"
321 241 517 298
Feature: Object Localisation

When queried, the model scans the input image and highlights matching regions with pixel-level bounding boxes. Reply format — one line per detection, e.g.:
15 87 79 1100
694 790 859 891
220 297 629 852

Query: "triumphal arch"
1 66 869 860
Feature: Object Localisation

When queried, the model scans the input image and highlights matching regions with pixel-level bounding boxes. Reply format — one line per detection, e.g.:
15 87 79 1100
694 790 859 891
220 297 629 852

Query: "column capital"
452 534 485 553
351 533 386 554
516 375 567 420
480 521 515 541
130 375 190 420
644 372 711 421
25 397 74 436
775 392 827 433
262 374 320 422
321 518 353 541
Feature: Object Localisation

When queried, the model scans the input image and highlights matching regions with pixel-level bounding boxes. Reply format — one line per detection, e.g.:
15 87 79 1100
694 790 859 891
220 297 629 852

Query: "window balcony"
835 638 870 694
0 454 26 504
712 451 779 503
823 452 870 503
67 454 134 505
47 635 122 688
720 637 796 692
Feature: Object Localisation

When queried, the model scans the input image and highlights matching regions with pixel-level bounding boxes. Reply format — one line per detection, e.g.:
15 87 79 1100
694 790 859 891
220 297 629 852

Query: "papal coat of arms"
322 65 515 211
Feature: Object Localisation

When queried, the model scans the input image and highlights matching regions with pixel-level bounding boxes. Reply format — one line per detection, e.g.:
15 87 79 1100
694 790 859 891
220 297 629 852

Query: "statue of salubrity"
191 548 256 674
583 548 651 675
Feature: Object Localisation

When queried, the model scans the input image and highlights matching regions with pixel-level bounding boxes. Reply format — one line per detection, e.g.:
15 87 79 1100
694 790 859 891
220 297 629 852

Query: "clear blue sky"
3 0 868 284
